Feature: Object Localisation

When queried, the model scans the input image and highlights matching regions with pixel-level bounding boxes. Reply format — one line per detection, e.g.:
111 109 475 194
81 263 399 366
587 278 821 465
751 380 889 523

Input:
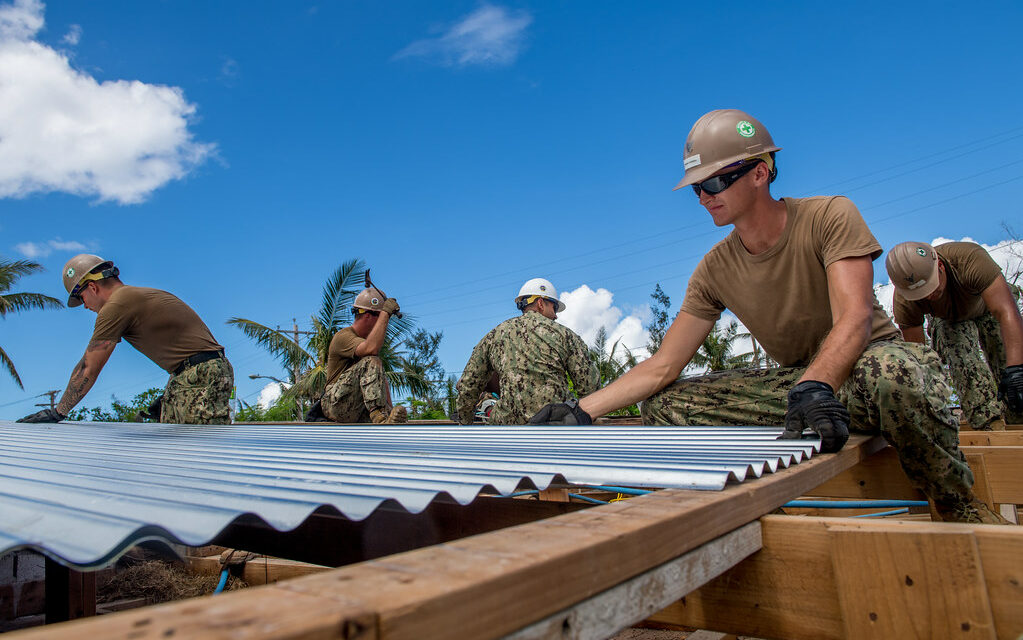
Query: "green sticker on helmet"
66 267 75 278
736 121 755 138
916 248 927 257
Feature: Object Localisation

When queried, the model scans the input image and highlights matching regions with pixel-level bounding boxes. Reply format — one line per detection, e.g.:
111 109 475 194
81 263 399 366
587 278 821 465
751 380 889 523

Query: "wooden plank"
960 447 1023 505
537 487 570 502
43 559 95 624
648 516 1023 640
964 452 995 510
187 555 330 585
831 528 995 639
959 432 1023 446
7 435 887 640
805 446 924 500
503 522 761 640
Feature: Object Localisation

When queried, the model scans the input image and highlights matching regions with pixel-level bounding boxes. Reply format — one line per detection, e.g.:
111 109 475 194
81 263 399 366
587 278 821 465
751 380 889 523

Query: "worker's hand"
999 364 1023 413
778 381 849 453
16 408 66 424
528 399 592 425
135 394 163 421
382 298 400 315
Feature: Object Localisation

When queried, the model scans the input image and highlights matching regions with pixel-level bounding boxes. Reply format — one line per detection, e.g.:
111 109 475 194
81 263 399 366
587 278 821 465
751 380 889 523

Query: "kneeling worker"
18 254 234 424
457 278 598 424
320 289 407 424
887 241 1023 429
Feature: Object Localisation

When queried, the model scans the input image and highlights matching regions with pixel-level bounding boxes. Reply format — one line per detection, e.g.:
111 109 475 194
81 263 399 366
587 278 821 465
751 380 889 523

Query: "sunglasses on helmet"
691 161 761 197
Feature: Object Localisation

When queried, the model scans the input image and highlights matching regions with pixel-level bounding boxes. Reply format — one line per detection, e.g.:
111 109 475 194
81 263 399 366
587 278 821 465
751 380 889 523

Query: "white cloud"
61 23 79 45
257 381 290 409
394 4 532 67
874 236 1023 318
0 0 214 204
557 285 651 361
13 237 87 258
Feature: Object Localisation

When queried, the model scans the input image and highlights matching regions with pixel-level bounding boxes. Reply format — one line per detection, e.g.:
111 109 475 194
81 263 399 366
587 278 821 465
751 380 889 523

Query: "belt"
172 350 224 376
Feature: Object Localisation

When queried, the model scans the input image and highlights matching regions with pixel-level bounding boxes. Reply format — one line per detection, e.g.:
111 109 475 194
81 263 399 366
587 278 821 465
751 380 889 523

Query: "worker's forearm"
800 315 872 390
579 356 678 418
995 309 1023 366
360 314 390 355
55 340 114 415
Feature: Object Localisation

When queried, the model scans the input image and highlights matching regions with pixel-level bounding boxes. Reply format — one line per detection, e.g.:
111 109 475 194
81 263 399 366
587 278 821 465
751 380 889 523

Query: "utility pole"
35 390 60 411
275 318 316 418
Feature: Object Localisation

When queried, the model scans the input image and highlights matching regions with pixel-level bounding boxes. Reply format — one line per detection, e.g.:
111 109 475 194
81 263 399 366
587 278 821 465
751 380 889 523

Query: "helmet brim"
673 146 781 191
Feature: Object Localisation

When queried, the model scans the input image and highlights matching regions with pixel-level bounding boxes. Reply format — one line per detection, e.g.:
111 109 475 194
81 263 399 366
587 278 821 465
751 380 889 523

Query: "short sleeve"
90 301 130 344
892 294 925 328
680 260 725 322
957 244 1002 294
331 330 364 359
814 197 882 267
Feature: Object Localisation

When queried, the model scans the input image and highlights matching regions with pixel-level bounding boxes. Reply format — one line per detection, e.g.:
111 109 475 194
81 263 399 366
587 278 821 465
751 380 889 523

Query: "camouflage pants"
929 312 1017 427
642 339 973 506
161 357 234 425
321 356 387 423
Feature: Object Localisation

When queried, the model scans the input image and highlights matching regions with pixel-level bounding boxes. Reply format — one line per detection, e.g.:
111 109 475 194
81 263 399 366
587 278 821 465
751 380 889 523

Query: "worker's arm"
55 339 115 415
799 256 876 389
456 336 493 425
899 325 926 343
354 312 391 357
576 312 714 418
982 276 1023 366
566 332 600 397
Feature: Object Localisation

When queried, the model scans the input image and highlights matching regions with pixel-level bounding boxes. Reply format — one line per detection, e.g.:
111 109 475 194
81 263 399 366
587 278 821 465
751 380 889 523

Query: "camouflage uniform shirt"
457 312 598 425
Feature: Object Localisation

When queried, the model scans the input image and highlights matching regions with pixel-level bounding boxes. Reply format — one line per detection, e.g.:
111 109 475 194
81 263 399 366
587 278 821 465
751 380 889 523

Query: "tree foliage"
403 328 449 419
645 284 672 356
66 387 164 422
0 257 64 389
688 320 753 372
588 327 639 416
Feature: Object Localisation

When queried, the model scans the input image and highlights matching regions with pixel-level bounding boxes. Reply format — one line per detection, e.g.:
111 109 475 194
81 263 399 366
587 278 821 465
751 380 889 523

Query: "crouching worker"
18 254 233 425
319 289 407 424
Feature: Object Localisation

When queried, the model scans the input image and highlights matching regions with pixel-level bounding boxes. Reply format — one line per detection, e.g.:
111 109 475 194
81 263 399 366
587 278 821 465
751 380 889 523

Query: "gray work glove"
778 381 850 453
528 398 592 425
382 298 400 315
17 408 65 424
999 364 1023 414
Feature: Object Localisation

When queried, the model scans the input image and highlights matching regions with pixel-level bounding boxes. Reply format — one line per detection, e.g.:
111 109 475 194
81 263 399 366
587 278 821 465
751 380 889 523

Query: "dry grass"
97 560 246 605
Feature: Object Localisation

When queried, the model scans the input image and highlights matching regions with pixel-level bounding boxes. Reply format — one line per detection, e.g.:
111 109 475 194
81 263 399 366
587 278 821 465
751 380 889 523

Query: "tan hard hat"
62 254 115 308
352 288 385 313
886 242 940 301
673 109 782 190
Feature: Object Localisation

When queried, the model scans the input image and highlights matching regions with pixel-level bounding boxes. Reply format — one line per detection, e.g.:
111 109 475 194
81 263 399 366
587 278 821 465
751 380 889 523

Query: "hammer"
365 269 403 318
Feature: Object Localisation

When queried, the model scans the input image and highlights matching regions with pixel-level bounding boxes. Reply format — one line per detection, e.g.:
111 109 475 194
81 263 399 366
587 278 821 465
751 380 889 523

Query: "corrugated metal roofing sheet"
0 420 818 569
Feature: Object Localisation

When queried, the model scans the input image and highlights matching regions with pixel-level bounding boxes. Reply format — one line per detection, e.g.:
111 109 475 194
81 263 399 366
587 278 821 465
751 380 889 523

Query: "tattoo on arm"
55 340 113 415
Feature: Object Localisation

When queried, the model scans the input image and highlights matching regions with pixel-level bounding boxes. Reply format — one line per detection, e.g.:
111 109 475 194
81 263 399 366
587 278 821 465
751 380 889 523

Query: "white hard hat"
515 278 566 312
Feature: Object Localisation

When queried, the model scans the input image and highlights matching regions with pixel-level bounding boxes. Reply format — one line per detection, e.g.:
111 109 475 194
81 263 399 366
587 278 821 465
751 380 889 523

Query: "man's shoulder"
935 241 989 262
786 195 859 219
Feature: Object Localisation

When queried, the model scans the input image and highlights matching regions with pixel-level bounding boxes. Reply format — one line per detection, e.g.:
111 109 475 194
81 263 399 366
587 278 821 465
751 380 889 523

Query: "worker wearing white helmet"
456 278 597 424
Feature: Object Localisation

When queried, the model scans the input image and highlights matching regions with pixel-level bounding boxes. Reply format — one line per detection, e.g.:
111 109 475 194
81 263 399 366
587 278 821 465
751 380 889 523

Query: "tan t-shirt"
681 196 900 367
324 327 366 386
90 286 223 372
893 241 1003 326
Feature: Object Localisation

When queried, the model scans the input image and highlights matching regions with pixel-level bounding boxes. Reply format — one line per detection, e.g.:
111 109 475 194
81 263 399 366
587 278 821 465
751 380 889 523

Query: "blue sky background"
2 1 1022 417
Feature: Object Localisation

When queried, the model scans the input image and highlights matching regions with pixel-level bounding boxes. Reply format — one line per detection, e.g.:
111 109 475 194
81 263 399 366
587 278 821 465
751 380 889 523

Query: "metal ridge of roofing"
0 421 818 569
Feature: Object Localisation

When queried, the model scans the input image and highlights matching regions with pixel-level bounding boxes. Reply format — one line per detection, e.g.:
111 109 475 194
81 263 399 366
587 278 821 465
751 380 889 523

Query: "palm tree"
588 327 639 416
1 257 63 388
688 319 753 372
227 258 430 409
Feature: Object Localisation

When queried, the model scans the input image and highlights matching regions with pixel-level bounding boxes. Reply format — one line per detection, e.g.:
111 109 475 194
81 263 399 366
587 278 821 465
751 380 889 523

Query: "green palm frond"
318 258 366 332
285 364 328 402
0 345 24 389
226 317 314 376
0 259 46 292
0 292 64 317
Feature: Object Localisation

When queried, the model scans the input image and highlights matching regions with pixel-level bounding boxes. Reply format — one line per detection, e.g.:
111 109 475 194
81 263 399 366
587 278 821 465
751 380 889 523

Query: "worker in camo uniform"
319 288 407 424
530 108 1007 524
887 241 1023 429
18 254 234 425
457 278 598 424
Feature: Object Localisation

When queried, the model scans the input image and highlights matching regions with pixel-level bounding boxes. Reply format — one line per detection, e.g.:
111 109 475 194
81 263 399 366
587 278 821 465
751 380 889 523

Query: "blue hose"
852 508 910 518
784 500 927 509
214 568 229 594
506 490 539 498
582 485 652 496
568 493 609 505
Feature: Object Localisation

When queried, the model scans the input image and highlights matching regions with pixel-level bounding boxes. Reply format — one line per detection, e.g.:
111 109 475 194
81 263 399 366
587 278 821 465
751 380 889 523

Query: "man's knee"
640 390 672 425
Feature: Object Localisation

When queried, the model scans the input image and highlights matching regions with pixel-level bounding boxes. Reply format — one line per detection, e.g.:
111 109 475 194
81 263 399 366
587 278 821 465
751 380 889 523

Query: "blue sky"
2 1 1022 417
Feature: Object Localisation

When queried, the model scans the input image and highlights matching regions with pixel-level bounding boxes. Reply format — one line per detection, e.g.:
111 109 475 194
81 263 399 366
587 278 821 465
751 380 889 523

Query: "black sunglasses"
691 161 761 197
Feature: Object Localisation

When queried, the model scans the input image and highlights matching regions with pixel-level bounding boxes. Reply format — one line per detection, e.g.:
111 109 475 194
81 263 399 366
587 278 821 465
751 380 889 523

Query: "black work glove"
136 394 164 421
16 408 65 424
528 398 592 425
1000 364 1023 414
304 399 329 422
778 380 850 453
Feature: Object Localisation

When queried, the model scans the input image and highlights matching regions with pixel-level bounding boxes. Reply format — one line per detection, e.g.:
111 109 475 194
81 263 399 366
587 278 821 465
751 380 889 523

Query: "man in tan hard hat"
456 278 598 424
17 254 234 424
318 288 407 424
530 109 1004 523
887 241 1023 429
